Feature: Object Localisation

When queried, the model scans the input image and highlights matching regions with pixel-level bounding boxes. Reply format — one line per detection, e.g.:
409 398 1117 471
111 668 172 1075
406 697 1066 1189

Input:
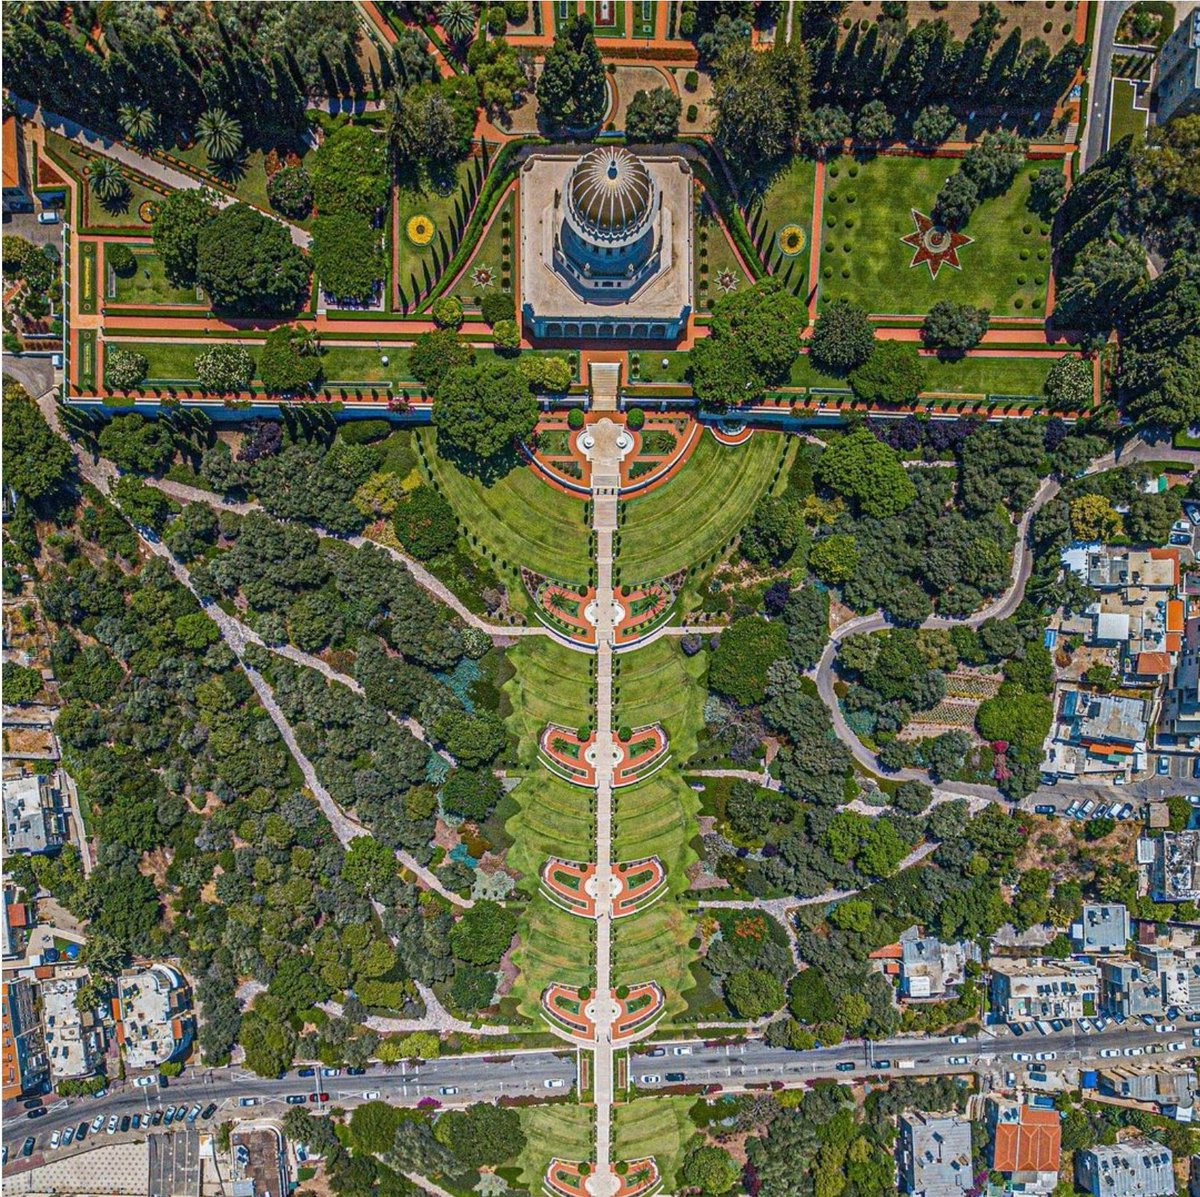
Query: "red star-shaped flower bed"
900 209 973 279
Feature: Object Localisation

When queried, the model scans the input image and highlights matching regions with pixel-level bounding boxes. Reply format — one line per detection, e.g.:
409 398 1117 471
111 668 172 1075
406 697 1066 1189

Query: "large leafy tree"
848 339 924 406
625 87 681 143
311 125 390 218
388 80 476 175
712 37 810 170
433 360 538 461
536 13 606 129
259 325 322 394
815 428 916 518
2 383 74 508
152 189 218 287
311 213 383 303
921 299 990 353
409 328 476 393
448 900 517 965
195 203 311 316
809 299 875 374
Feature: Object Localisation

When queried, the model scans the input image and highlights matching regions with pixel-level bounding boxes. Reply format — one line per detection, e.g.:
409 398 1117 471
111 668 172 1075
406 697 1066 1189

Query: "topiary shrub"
480 289 515 325
686 104 698 123
108 244 137 277
492 318 520 352
625 406 644 430
431 295 464 328
617 725 633 742
267 165 314 220
684 69 699 92
567 408 585 430
106 347 149 390
487 5 507 34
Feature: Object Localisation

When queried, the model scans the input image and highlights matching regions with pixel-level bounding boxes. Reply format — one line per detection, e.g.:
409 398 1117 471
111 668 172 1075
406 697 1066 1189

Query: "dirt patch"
843 1 1079 56
3 727 57 756
1016 811 1141 882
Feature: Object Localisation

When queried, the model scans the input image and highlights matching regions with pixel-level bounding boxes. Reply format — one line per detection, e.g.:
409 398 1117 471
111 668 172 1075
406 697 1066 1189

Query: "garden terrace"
611 981 666 1041
103 244 205 308
538 855 667 920
445 187 515 312
694 198 758 316
527 574 599 646
540 982 598 1041
539 723 597 787
817 153 1056 317
544 1156 662 1197
613 724 670 788
745 155 818 288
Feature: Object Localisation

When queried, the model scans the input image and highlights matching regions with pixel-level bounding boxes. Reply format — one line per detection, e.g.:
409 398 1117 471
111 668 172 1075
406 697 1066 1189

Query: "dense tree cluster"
535 13 606 129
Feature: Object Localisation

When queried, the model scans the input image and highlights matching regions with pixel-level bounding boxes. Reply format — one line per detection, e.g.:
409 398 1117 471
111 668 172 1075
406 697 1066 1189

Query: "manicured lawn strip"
696 207 756 315
613 638 706 756
447 191 513 309
508 892 595 1021
630 349 690 384
106 246 201 307
319 345 414 385
585 0 626 35
77 329 97 389
418 427 593 577
518 1106 594 1190
166 144 314 217
1107 78 1149 150
504 638 594 761
619 432 785 581
613 1098 696 1189
120 339 205 382
78 242 97 315
819 154 1050 316
396 159 476 309
751 155 816 285
920 353 1058 397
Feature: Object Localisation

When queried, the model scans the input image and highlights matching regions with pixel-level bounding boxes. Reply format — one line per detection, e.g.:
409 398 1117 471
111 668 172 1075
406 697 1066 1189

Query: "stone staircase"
589 361 621 412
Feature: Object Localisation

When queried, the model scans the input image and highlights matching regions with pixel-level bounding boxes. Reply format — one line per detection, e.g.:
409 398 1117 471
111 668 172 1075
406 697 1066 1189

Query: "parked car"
50 1131 61 1150
544 1078 567 1089
76 1122 89 1142
238 1098 258 1108
322 1068 340 1078
297 1068 316 1078
37 210 59 225
119 1116 131 1133
27 1107 47 1119
286 1095 307 1105
21 1137 36 1158
665 1072 686 1083
150 1110 163 1126
1033 804 1055 815
22 1098 44 1110
131 1115 141 1130
1034 1051 1056 1061
947 1056 969 1066
346 1067 367 1076
185 1106 201 1124
163 1108 176 1126
106 1115 119 1134
1123 1046 1144 1056
646 1048 665 1058
1013 1053 1033 1062
1168 1041 1185 1051
91 1115 105 1133
363 1091 381 1100
639 1075 661 1084
835 1062 855 1073
201 1103 217 1120
438 1086 458 1096
134 1076 156 1088
1158 756 1171 775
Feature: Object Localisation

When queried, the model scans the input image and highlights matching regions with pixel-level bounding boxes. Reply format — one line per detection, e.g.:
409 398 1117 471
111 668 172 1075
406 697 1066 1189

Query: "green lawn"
613 1098 697 1187
1107 78 1149 150
818 154 1052 316
619 431 786 582
788 347 1060 399
518 1106 593 1188
585 0 626 35
505 638 595 760
106 247 201 306
751 155 817 291
447 191 513 309
44 133 161 230
695 207 757 315
397 159 478 311
418 427 593 578
122 339 204 383
630 350 690 384
319 345 414 385
167 144 314 215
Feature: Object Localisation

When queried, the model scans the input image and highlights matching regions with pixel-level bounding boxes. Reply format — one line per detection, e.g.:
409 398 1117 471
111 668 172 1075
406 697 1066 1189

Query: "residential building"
2 773 68 855
2 885 33 961
897 926 979 999
1137 943 1200 1013
989 958 1100 1022
985 1098 1062 1196
41 969 104 1081
1072 903 1131 954
1154 5 1200 123
1043 688 1150 781
1162 611 1199 743
1076 1141 1174 1197
897 1111 974 1197
114 964 192 1070
2 977 49 1099
1100 958 1165 1021
2 113 32 213
1145 830 1200 902
1098 1064 1197 1109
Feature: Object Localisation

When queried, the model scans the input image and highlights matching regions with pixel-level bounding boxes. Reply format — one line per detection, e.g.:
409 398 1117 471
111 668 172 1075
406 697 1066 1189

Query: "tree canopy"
432 361 538 462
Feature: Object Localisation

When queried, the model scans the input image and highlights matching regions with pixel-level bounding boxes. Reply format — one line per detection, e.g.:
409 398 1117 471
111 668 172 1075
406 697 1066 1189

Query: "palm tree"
438 0 476 43
89 157 129 203
118 102 157 145
196 107 243 163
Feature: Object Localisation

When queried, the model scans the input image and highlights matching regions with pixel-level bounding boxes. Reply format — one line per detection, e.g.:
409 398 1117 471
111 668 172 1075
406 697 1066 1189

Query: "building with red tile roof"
987 1098 1062 1195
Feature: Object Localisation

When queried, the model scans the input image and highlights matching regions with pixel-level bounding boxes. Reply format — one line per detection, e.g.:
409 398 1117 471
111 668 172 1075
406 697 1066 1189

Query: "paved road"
632 1020 1200 1089
2 1050 577 1161
1083 1 1134 170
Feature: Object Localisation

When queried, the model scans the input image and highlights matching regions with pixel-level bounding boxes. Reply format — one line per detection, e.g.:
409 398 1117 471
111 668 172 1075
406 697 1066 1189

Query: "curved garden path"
812 433 1200 784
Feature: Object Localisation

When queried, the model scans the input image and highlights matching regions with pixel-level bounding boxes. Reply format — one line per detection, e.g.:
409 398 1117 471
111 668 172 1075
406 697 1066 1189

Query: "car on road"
21 1137 36 1158
544 1079 567 1088
947 1056 969 1066
286 1095 307 1105
835 1062 855 1072
665 1072 686 1083
107 1115 119 1134
949 1036 968 1044
91 1115 105 1133
27 1107 47 1119
1099 1048 1120 1058
438 1087 458 1096
672 1046 692 1056
50 1131 61 1150
640 1075 661 1084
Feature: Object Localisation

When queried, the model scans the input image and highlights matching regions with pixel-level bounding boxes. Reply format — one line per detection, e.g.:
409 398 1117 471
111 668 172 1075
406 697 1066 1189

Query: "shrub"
567 408 585 430
394 484 457 560
625 406 645 430
195 343 255 393
684 69 699 92
617 725 632 742
339 418 393 444
259 325 322 394
480 289 515 324
432 295 465 328
106 347 149 390
492 318 520 352
686 104 698 123
267 165 314 219
505 0 528 19
487 5 507 33
108 244 137 277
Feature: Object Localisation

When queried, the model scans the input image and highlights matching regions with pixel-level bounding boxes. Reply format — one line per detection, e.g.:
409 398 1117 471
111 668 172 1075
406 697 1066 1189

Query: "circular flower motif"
715 269 738 294
406 215 435 246
777 223 806 257
138 200 158 224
